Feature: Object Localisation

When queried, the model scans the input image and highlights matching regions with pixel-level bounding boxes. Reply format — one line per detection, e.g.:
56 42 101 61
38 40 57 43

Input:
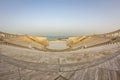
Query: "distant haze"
0 0 120 36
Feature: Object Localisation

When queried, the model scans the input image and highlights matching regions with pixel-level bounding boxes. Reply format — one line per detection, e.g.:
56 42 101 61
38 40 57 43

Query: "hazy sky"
0 0 120 36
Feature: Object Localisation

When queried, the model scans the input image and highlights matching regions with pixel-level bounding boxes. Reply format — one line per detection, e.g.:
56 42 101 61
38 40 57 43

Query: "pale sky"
0 0 120 36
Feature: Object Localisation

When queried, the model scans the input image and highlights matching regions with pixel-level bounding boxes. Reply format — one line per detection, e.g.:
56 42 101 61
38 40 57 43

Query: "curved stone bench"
0 49 120 72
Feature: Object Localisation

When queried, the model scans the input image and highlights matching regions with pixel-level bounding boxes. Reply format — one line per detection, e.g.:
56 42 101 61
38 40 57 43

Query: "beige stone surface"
0 29 120 80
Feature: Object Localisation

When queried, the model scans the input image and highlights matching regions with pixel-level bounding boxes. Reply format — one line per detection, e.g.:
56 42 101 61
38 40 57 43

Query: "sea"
45 36 70 40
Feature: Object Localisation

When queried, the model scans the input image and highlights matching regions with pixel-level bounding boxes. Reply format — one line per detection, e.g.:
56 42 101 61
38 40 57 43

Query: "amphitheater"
0 29 120 80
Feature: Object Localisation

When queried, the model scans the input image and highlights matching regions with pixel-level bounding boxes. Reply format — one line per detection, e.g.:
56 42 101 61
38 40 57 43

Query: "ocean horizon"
45 36 70 40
